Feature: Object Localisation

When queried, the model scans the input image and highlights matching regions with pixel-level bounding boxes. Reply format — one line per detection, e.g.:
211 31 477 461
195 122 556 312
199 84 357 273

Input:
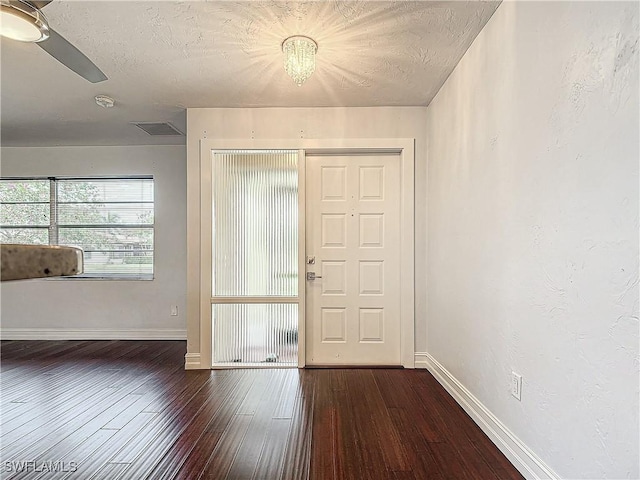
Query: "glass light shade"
0 2 49 42
282 35 317 86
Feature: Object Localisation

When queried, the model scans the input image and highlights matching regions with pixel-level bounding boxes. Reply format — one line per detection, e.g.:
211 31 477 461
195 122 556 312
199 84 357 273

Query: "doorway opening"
198 139 415 370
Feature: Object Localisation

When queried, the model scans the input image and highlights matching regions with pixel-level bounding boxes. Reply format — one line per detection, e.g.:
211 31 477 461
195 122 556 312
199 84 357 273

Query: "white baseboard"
415 352 559 480
0 328 187 340
414 352 430 369
184 352 202 370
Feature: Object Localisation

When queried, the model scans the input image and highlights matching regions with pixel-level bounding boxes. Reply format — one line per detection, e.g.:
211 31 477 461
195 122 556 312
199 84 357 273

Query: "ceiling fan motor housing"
0 0 50 42
2 0 108 83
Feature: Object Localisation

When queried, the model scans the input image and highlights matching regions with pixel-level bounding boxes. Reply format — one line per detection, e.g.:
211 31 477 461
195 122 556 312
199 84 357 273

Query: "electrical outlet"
170 305 178 316
511 372 522 401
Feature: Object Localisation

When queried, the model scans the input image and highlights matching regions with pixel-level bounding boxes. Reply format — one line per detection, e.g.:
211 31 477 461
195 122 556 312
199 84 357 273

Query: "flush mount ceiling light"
282 35 318 87
0 0 49 42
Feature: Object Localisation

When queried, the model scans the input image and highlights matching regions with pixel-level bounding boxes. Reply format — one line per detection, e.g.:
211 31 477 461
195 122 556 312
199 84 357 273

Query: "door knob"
306 272 322 281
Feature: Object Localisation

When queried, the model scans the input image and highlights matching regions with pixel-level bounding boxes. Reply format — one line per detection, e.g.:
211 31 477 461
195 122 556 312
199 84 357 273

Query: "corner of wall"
416 352 559 480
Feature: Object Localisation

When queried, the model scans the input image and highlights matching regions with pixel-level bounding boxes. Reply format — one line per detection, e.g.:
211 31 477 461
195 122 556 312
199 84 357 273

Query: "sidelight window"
211 150 298 366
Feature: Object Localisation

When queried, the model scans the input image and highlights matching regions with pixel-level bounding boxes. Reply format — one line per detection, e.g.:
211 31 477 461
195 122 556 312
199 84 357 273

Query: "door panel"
306 154 401 365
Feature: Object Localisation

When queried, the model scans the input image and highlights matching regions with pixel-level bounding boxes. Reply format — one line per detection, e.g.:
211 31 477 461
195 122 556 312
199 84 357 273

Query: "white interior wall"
186 107 428 367
0 145 187 338
425 2 639 479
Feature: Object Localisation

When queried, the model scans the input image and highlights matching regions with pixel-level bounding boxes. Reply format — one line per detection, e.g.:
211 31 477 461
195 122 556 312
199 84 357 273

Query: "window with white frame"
0 177 154 279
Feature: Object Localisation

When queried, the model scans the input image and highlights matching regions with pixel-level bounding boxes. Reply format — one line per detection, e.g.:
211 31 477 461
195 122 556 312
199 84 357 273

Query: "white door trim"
197 138 414 369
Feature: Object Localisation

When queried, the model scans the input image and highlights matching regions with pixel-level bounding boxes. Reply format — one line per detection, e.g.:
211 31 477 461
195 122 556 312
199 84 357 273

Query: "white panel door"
305 154 401 365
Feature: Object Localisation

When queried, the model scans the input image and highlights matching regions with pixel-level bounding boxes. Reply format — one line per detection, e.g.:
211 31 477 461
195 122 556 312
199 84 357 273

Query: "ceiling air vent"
132 122 183 136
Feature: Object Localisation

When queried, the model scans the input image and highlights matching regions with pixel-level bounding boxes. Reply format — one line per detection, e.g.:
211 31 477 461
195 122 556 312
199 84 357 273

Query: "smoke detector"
95 95 114 108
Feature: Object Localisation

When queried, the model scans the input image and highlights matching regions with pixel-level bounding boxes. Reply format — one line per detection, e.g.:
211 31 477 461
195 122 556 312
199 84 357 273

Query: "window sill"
46 275 154 281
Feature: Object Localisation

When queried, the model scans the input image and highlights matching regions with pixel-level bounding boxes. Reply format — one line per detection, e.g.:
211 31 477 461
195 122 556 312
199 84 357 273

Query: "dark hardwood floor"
0 340 523 480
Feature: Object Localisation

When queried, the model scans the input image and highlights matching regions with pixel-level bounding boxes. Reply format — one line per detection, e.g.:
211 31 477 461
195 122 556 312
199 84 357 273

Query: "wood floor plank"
101 364 186 430
379 369 447 443
0 341 126 389
0 340 157 406
140 370 253 480
338 369 389 480
0 341 524 480
1 343 177 459
310 374 337 480
2 374 140 459
31 428 119 480
201 412 253 479
1 340 88 365
363 371 411 472
226 370 289 480
0 342 149 417
271 369 298 419
85 462 130 480
414 384 501 479
11 393 143 480
78 412 159 480
281 375 314 480
387 407 444 480
106 376 218 465
252 418 291 480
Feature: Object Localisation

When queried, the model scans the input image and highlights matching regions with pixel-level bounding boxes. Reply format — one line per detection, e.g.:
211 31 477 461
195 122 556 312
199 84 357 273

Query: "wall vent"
132 122 183 136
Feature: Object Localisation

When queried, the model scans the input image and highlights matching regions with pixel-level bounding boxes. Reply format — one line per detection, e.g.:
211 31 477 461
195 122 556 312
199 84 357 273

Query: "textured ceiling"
1 1 499 146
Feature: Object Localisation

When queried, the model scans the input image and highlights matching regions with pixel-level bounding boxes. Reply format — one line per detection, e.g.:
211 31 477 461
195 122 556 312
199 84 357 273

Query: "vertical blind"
212 304 298 364
211 150 298 365
0 177 154 279
212 151 298 297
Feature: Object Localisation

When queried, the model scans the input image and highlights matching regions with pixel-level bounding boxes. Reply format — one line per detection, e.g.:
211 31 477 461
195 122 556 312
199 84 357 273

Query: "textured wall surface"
426 2 639 478
0 146 187 335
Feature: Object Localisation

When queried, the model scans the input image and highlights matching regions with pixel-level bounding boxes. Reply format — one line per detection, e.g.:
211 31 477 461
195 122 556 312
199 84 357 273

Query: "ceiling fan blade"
30 1 53 9
36 28 107 83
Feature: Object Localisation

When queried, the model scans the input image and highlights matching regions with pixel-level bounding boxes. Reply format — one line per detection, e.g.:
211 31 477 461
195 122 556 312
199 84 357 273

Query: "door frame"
198 138 415 368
